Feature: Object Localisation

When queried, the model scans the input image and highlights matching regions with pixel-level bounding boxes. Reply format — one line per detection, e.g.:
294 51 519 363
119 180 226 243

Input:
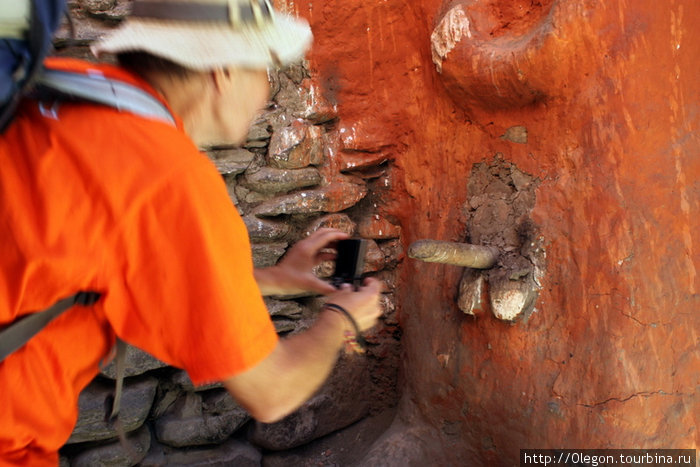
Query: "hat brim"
91 14 312 70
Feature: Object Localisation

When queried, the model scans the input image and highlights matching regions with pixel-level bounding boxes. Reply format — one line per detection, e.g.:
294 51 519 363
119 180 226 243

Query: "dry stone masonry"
55 2 402 465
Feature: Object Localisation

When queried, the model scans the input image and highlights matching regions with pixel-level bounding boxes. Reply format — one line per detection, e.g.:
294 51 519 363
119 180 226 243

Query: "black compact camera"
331 239 367 289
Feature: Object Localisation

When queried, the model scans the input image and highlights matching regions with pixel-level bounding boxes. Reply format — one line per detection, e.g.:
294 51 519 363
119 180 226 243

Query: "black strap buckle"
74 291 102 306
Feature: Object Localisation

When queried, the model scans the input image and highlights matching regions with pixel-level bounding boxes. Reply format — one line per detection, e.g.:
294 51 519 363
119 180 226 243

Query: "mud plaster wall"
290 0 699 465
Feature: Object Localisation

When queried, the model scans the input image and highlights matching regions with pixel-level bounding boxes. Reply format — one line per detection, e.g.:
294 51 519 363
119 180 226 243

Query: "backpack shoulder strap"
0 291 101 362
35 68 177 126
106 338 141 461
0 0 67 132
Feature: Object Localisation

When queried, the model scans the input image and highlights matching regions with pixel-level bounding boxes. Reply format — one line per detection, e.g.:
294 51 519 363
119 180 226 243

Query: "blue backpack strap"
0 0 67 131
1 1 175 128
27 0 66 82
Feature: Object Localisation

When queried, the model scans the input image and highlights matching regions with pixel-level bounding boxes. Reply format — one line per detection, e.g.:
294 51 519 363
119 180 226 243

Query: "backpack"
1 0 176 131
0 0 66 131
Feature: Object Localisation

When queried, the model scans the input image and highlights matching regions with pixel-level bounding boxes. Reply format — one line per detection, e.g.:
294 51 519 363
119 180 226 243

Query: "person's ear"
211 67 232 94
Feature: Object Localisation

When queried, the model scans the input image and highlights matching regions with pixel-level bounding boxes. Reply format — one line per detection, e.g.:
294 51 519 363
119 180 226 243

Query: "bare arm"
222 278 382 423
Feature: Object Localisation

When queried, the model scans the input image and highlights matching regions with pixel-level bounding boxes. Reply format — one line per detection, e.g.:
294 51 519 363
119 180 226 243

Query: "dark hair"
116 51 195 80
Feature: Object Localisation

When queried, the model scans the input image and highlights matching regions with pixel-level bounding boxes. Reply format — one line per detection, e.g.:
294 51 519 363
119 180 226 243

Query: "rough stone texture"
246 118 272 144
487 271 539 321
56 1 127 43
234 183 272 205
272 316 297 333
154 390 250 448
67 376 158 444
338 151 389 173
242 214 291 241
141 437 262 467
252 179 368 217
169 370 223 393
265 297 303 318
378 239 404 269
70 426 151 467
303 213 357 236
207 148 256 176
100 344 168 379
241 166 321 194
298 0 700 464
251 394 330 451
273 75 338 124
268 119 323 169
457 268 487 316
251 242 288 268
362 240 385 273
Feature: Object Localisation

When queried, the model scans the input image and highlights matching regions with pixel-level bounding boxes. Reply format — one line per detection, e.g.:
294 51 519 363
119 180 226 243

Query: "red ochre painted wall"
286 0 699 463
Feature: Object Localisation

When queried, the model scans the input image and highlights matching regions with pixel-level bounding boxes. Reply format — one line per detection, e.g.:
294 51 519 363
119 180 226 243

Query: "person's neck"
148 72 214 145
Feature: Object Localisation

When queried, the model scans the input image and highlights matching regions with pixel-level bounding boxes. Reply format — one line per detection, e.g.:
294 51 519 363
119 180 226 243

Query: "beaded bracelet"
322 303 367 354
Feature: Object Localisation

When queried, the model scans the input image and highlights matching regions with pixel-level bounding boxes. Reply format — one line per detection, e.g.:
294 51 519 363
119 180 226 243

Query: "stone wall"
55 1 401 465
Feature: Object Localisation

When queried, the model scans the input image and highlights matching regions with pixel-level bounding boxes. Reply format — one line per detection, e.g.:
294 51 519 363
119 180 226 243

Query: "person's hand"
255 228 349 296
323 278 383 332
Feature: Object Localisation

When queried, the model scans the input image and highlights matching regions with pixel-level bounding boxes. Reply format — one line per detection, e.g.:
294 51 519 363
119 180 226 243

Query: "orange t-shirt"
0 58 278 465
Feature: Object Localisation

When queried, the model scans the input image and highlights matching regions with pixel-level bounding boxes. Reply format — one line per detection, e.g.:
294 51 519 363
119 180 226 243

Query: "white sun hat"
91 0 312 70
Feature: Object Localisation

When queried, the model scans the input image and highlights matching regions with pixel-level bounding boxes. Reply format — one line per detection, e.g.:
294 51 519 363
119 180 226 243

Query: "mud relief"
462 155 545 321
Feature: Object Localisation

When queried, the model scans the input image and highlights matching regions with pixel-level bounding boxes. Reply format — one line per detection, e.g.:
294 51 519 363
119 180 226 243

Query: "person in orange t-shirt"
0 1 383 465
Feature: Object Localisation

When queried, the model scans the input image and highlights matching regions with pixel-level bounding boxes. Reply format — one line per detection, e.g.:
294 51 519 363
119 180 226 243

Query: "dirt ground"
262 409 398 467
